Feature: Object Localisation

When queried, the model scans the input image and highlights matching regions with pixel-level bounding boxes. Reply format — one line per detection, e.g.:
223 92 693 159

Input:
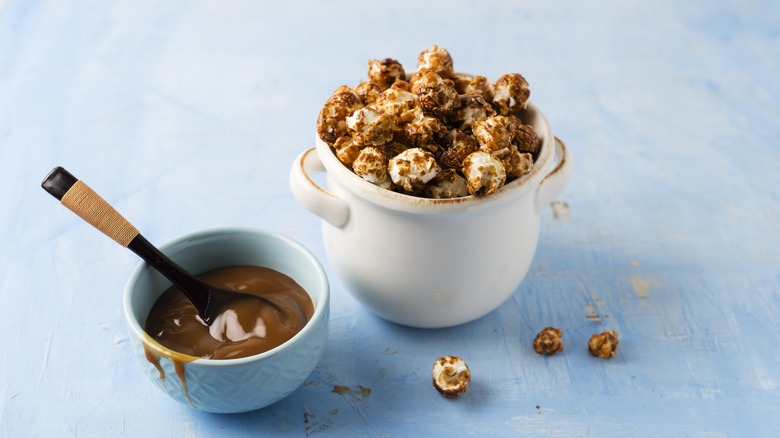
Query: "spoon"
41 166 277 326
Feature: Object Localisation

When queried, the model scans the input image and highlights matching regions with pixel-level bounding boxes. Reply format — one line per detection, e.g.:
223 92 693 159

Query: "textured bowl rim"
123 226 330 367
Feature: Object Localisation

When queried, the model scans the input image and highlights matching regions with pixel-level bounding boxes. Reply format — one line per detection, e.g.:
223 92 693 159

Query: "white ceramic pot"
290 102 572 328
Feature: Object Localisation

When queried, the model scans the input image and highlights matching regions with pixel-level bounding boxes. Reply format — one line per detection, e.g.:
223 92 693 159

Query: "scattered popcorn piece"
375 88 421 125
332 135 361 166
411 71 459 118
388 148 440 193
462 151 506 195
492 73 530 115
427 169 469 199
346 105 395 147
417 45 455 79
439 130 478 169
503 150 534 179
588 330 619 359
432 355 470 397
317 88 363 144
367 58 406 89
472 116 514 158
353 81 384 105
451 94 496 131
533 327 564 356
353 147 393 189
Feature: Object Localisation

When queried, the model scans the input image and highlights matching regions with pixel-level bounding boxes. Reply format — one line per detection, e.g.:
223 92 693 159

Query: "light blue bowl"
123 227 329 413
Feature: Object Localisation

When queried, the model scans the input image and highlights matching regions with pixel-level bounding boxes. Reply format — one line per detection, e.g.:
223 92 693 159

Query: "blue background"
1 1 779 436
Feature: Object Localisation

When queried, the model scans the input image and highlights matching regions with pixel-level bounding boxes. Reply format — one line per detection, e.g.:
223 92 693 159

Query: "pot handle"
535 137 574 214
289 148 350 228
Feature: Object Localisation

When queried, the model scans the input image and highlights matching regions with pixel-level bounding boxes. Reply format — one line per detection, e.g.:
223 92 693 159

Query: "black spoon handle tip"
42 166 78 201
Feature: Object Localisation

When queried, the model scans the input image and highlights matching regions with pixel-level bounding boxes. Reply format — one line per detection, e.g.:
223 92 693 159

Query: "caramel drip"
142 333 198 408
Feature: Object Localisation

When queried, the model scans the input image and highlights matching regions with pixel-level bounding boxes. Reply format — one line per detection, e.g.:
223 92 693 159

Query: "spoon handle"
41 167 211 315
42 167 139 247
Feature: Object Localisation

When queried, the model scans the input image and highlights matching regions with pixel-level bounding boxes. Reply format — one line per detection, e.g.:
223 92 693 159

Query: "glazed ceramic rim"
123 226 329 367
315 100 555 215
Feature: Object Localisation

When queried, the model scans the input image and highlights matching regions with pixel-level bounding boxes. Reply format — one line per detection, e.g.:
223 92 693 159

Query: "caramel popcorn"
380 140 409 160
402 111 445 148
454 75 494 102
432 355 470 397
346 106 394 147
332 135 361 166
462 151 506 195
388 148 440 193
588 330 619 359
427 169 468 199
375 88 421 125
317 46 538 198
367 58 406 89
533 327 564 356
439 130 478 169
353 147 393 189
511 121 541 155
417 45 455 78
492 73 530 115
411 71 459 118
353 81 384 105
472 116 513 158
503 150 534 179
451 94 496 131
317 88 363 144
390 79 411 92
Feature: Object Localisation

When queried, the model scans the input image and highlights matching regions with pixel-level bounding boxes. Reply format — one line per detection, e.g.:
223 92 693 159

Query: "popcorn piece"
346 105 394 147
454 75 494 102
432 355 470 397
427 169 469 199
332 135 361 166
402 111 445 148
462 151 506 195
471 115 513 158
411 71 459 118
353 81 384 105
533 327 564 356
503 150 534 179
388 148 440 193
375 88 421 125
588 330 619 359
417 45 454 78
367 58 406 89
492 73 530 115
390 79 411 92
451 94 496 131
380 140 409 160
353 147 393 189
511 122 540 155
317 88 363 144
439 130 478 169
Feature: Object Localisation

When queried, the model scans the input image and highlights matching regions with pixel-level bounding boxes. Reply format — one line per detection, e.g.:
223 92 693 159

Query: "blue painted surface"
1 1 779 436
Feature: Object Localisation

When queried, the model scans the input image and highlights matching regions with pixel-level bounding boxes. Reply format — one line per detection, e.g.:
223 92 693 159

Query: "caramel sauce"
141 265 315 406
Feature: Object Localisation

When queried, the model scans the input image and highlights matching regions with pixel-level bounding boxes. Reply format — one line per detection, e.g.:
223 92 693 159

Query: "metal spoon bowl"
41 167 285 326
